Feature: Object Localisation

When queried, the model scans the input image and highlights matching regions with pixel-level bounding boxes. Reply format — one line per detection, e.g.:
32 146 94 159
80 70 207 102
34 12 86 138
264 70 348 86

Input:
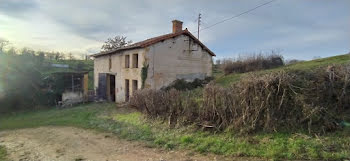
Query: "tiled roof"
91 29 215 57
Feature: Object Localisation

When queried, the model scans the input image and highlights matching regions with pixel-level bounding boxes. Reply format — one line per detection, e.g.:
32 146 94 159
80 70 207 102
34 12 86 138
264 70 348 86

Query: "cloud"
0 0 349 59
0 0 37 18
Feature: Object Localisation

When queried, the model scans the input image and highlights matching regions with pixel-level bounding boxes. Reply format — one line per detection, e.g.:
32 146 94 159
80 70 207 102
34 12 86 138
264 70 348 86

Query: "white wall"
149 34 213 89
94 48 145 102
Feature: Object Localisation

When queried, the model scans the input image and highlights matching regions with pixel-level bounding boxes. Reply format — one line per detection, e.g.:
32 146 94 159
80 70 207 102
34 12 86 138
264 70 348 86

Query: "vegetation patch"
131 64 350 134
141 62 149 89
216 53 350 86
0 145 7 161
0 53 94 114
220 53 284 75
0 103 349 160
113 109 350 160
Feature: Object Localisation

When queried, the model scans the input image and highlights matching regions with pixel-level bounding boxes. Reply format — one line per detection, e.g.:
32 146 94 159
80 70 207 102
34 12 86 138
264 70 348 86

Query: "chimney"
172 20 183 33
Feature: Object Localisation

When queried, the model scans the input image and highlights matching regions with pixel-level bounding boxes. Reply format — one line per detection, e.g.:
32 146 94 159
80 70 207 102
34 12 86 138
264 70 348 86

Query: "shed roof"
49 71 89 75
91 29 215 58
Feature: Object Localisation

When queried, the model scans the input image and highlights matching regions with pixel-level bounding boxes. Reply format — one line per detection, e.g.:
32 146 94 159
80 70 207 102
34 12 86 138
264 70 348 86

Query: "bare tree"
6 47 17 55
0 39 10 53
46 52 55 60
101 36 132 52
21 47 35 56
54 52 64 60
67 53 75 60
215 59 221 65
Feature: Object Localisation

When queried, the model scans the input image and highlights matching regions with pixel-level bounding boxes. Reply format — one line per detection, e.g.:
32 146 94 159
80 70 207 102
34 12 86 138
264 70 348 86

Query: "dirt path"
0 127 240 161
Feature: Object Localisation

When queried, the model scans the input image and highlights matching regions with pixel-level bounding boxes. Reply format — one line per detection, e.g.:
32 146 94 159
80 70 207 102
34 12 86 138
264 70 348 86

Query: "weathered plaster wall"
149 35 213 90
94 34 213 102
62 91 83 105
94 48 146 102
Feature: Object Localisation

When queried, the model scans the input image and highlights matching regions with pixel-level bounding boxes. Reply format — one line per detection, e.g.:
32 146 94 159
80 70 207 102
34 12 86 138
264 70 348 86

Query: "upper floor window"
125 55 130 68
132 53 138 68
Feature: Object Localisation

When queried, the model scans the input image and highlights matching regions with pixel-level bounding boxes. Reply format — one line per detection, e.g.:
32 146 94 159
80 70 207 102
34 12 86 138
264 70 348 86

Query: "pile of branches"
130 65 350 134
130 89 200 127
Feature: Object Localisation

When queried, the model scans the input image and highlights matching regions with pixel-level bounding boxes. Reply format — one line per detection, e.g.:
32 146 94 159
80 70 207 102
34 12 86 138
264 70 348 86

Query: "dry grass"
130 64 350 134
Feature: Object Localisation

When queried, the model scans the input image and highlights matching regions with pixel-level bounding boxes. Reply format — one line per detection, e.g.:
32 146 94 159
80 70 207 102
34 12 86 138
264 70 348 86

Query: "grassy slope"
0 103 349 160
216 54 350 86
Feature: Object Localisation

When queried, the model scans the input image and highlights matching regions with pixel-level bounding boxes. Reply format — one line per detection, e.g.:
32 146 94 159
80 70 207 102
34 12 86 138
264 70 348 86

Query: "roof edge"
91 46 142 58
91 30 215 58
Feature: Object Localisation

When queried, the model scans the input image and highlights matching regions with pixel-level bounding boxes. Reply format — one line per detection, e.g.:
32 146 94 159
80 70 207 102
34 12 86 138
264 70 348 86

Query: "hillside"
215 53 350 86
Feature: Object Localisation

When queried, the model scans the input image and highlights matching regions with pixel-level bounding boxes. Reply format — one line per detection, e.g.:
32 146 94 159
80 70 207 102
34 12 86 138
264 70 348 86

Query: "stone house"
91 20 215 102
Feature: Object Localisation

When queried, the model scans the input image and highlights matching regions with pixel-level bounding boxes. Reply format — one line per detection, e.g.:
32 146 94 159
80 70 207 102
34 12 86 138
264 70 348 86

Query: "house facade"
92 20 215 102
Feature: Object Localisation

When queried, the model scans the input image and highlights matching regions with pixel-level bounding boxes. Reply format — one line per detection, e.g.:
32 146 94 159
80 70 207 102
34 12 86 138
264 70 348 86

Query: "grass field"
0 145 6 161
215 53 350 86
0 103 349 160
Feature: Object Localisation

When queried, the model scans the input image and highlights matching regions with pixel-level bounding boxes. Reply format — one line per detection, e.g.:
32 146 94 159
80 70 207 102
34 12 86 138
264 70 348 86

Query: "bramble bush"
130 64 350 134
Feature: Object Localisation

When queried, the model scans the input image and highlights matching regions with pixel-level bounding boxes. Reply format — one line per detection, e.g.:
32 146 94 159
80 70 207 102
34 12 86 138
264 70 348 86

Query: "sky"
0 0 349 60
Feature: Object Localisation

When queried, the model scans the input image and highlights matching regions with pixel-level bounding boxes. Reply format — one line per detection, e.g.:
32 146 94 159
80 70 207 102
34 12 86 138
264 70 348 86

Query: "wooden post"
83 74 88 100
72 75 74 92
197 13 201 40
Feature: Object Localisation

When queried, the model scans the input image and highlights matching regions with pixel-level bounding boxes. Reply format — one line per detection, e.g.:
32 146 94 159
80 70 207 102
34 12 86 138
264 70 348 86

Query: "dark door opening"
109 74 115 102
125 79 129 102
98 73 107 100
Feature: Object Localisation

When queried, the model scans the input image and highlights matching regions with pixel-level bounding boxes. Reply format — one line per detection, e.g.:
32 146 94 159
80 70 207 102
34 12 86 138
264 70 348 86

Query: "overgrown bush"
222 53 284 74
164 77 213 91
130 64 350 134
0 54 48 113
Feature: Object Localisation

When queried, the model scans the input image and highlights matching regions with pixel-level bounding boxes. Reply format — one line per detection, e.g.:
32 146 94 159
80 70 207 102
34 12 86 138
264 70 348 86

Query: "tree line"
0 39 88 60
0 40 93 113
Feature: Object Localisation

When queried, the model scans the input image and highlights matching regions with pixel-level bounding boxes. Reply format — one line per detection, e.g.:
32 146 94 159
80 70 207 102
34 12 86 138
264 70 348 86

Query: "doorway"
125 79 130 102
98 73 107 100
108 74 116 102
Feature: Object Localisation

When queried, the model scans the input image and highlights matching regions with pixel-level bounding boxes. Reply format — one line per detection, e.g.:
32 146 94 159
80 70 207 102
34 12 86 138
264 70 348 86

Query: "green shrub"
164 77 213 91
180 135 194 144
0 146 6 161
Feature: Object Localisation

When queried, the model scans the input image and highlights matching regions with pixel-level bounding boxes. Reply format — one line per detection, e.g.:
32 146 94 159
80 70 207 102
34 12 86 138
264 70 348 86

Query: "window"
125 79 130 101
132 80 138 93
125 55 130 68
132 54 138 68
